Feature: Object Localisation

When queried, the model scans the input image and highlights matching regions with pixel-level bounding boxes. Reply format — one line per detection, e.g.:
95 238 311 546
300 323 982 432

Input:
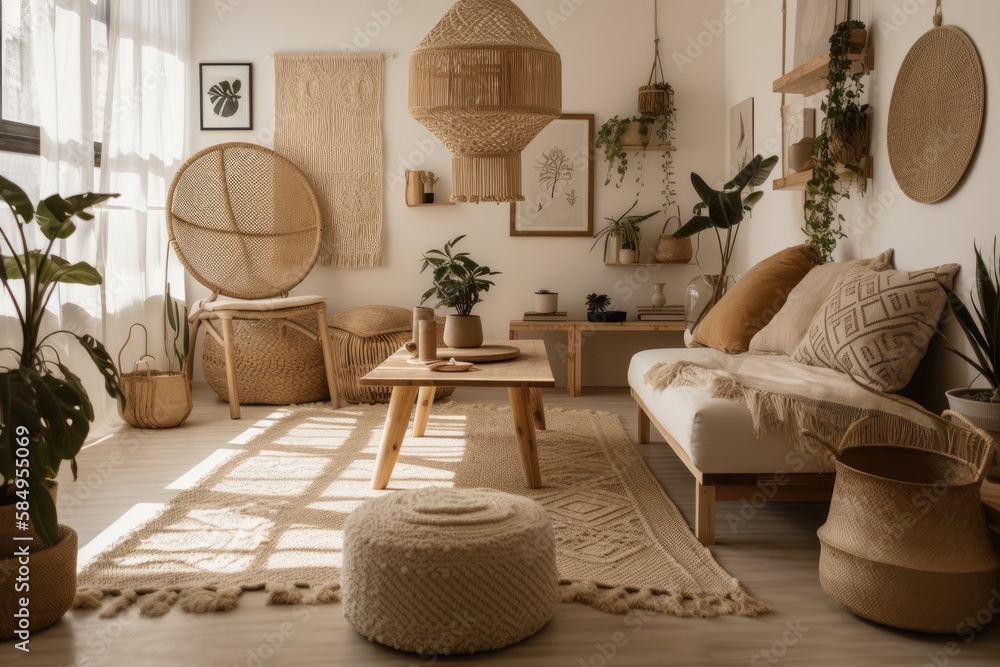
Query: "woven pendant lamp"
409 0 562 203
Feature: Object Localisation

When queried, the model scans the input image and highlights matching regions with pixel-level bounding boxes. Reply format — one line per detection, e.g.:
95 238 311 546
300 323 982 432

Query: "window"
0 0 109 171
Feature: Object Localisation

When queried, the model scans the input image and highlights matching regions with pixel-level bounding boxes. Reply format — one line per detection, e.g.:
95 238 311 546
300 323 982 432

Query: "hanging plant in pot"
420 235 501 349
0 176 125 640
590 201 659 265
673 154 778 328
943 240 1000 481
804 19 871 263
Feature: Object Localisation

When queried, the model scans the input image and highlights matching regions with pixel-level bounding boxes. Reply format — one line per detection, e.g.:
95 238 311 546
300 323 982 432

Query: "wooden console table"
509 320 685 397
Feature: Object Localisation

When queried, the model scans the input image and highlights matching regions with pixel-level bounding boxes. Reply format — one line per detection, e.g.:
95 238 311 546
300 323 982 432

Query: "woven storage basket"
329 305 454 405
0 525 77 640
655 209 692 264
817 412 1000 633
203 316 329 405
118 324 191 429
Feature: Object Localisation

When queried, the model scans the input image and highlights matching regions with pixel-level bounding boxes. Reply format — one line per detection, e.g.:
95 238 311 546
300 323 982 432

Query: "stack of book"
636 305 685 321
522 311 568 321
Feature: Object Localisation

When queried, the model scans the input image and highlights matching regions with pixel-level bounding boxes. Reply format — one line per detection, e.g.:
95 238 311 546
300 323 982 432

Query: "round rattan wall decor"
887 22 984 204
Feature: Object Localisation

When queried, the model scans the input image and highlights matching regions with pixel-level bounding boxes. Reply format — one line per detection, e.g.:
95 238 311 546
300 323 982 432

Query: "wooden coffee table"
358 339 555 490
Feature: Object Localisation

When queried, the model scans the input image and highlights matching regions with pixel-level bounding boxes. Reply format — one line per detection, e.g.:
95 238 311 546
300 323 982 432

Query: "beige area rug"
274 53 384 268
74 404 770 619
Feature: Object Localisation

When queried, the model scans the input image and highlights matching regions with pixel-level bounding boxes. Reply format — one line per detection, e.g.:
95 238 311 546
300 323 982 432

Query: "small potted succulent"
534 289 559 314
943 240 1000 481
586 293 626 323
420 235 501 348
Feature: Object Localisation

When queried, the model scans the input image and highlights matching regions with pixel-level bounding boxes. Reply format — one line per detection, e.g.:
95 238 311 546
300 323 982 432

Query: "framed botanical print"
200 63 253 130
510 114 594 237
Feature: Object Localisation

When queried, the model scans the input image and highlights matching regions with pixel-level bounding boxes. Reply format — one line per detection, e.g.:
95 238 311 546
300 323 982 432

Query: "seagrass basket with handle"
817 410 1000 633
655 207 692 264
118 323 192 429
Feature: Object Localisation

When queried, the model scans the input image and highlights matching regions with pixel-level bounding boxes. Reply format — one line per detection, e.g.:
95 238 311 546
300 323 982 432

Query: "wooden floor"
8 386 1000 666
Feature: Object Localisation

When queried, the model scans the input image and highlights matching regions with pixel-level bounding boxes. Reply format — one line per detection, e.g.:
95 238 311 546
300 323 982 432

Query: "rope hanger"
933 0 942 27
647 0 664 87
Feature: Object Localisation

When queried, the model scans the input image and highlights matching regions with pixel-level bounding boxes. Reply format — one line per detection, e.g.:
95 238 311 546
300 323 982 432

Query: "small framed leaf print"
200 63 253 130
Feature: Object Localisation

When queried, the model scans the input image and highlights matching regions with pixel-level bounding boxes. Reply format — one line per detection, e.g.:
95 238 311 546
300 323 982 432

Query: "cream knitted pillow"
749 249 895 356
792 263 960 392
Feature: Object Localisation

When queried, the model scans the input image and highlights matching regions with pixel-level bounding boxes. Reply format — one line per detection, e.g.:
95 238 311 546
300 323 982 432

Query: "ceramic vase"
651 283 666 307
685 274 736 330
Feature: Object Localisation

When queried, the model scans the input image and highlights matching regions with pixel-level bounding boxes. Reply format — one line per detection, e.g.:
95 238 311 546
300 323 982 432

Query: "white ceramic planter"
534 292 558 314
946 389 1000 481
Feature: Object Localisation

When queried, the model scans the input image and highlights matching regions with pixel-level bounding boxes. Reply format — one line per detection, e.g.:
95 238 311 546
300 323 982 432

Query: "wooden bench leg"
371 386 419 490
508 387 542 489
528 387 546 431
220 318 241 420
695 481 716 546
637 403 650 444
316 309 340 409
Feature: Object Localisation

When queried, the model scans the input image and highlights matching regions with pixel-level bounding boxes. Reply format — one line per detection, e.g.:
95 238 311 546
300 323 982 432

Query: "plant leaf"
0 174 34 223
673 216 715 239
75 334 125 403
35 195 79 240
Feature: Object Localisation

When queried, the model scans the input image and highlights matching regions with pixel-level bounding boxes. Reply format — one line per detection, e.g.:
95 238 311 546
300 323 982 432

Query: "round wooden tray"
435 344 520 363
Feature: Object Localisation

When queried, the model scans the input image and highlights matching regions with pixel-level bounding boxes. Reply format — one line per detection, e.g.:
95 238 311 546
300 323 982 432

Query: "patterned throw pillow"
792 263 960 392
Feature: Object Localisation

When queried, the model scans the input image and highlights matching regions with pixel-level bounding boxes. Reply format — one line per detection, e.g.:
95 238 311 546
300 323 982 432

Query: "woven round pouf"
202 316 328 405
329 305 454 404
342 488 559 655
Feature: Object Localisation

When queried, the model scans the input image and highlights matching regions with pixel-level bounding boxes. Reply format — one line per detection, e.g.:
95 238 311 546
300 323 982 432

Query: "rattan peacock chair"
167 142 339 419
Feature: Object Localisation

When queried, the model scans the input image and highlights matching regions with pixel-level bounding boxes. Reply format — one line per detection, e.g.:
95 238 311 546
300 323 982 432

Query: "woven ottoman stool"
329 305 454 404
342 488 559 655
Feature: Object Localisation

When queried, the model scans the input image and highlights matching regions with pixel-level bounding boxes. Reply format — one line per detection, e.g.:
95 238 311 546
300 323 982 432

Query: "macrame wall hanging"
887 0 985 204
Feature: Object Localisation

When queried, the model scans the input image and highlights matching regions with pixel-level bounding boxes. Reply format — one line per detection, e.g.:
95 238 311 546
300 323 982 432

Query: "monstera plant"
0 175 124 545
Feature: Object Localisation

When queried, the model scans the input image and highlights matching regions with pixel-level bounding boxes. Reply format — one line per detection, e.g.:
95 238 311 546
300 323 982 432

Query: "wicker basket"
655 209 692 264
203 316 329 405
118 324 192 429
817 412 1000 633
329 305 455 405
0 525 77 640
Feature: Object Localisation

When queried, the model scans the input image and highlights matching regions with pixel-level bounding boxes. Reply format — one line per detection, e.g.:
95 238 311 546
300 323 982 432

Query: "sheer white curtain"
26 0 188 436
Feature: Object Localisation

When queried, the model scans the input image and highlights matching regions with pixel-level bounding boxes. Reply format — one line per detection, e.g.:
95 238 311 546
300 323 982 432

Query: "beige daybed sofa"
629 246 960 545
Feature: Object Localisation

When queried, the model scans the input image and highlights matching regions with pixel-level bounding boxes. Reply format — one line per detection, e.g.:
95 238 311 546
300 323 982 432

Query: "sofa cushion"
694 245 819 354
792 263 960 392
629 349 830 474
749 248 895 356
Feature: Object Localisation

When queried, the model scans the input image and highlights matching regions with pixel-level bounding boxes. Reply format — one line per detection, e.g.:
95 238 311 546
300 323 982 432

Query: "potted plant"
804 19 870 263
0 176 124 639
943 240 1000 480
591 201 659 265
595 92 677 215
586 293 625 323
420 235 501 348
534 289 558 314
673 154 779 325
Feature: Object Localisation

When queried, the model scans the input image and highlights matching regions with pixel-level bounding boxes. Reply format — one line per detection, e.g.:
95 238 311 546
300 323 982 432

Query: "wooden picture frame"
199 63 253 130
510 114 594 237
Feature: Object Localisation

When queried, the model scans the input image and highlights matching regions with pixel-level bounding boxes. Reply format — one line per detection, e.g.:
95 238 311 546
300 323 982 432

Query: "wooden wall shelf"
621 144 676 152
603 261 691 267
773 49 874 96
772 157 873 192
406 201 456 208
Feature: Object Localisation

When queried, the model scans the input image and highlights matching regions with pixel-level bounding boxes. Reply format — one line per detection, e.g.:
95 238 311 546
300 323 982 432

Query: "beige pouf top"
342 487 559 655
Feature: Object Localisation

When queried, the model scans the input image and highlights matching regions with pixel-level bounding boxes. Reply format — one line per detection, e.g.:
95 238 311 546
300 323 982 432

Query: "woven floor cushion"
329 305 454 404
203 316 329 405
342 488 559 655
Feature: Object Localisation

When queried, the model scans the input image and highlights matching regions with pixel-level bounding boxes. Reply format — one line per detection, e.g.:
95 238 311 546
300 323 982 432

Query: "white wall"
724 0 999 406
186 0 727 386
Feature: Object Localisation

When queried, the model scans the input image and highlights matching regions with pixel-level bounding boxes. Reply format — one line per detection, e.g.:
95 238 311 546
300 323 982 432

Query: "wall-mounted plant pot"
829 112 869 165
619 121 653 148
587 311 627 323
847 28 868 54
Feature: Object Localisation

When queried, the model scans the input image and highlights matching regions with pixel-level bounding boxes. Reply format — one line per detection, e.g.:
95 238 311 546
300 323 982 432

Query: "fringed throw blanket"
274 53 385 268
644 353 952 466
74 404 769 620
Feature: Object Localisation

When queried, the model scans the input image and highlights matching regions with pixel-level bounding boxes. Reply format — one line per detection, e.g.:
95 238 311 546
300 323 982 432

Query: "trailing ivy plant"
595 82 677 213
803 19 870 263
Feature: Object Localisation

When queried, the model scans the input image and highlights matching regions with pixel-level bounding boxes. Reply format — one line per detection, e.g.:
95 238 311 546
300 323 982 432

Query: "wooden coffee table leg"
412 386 436 437
508 387 542 489
528 387 546 431
372 386 420 490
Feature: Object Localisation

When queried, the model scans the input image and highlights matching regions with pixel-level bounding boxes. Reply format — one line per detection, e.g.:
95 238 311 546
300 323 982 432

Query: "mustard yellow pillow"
694 245 820 354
